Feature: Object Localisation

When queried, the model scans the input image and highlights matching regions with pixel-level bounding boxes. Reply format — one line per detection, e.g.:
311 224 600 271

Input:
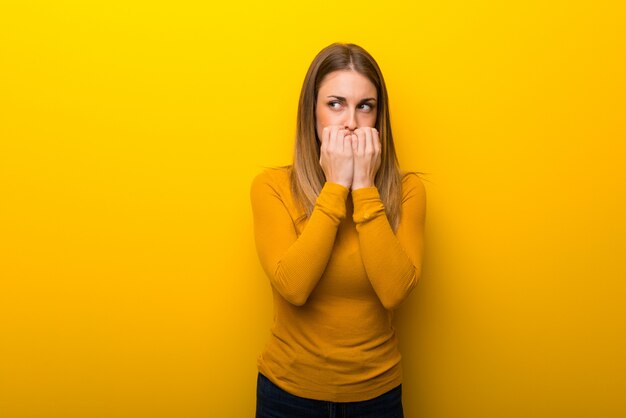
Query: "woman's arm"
250 171 349 306
351 173 426 310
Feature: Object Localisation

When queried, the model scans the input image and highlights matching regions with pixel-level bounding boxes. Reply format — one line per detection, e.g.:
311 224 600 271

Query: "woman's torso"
256 167 403 403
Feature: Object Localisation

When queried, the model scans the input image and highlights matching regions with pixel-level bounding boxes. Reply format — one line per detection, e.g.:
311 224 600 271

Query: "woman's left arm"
351 173 426 310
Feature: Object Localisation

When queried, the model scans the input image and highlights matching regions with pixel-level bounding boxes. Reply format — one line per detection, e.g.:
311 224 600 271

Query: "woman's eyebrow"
326 95 377 102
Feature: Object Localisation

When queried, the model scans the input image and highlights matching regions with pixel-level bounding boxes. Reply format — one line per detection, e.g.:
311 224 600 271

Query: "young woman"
250 42 426 418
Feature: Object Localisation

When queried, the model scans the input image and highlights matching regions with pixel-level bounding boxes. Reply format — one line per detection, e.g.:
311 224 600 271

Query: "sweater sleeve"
250 171 349 306
351 173 426 310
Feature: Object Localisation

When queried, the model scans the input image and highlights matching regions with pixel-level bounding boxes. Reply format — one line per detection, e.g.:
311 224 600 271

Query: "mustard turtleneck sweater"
250 166 426 403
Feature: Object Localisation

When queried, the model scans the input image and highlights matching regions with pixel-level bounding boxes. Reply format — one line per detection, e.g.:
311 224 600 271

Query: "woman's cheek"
364 114 377 128
315 124 324 143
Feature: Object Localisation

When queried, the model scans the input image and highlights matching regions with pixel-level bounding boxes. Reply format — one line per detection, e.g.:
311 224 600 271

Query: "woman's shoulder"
399 170 427 201
250 165 293 201
252 165 292 186
250 165 305 220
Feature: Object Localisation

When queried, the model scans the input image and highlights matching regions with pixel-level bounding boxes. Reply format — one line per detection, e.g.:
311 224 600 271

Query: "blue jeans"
255 372 404 418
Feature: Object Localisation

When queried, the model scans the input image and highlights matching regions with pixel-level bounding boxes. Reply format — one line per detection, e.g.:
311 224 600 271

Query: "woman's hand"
351 127 381 190
319 125 354 189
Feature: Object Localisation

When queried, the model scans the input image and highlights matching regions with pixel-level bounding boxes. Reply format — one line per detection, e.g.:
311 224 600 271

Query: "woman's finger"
321 126 330 149
338 128 349 152
372 128 380 154
329 126 341 152
364 127 373 156
354 128 365 155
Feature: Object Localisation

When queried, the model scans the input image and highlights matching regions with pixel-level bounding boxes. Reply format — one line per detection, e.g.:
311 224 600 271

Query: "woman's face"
315 70 378 141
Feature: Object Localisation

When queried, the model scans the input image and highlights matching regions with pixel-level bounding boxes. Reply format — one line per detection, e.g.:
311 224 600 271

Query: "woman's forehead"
319 70 377 98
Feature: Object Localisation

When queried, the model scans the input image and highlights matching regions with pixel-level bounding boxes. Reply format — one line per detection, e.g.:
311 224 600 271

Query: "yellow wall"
1 1 625 417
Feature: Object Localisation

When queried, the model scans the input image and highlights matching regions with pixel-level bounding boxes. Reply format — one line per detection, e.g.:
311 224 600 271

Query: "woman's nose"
344 110 357 131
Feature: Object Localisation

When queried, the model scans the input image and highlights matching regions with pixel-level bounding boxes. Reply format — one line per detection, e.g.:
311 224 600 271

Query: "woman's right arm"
250 173 349 306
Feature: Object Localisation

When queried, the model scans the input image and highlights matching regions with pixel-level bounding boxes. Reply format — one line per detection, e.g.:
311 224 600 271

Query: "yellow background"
1 1 625 417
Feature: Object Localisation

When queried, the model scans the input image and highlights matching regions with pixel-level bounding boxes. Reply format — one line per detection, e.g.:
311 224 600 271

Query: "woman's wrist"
351 179 375 190
331 180 352 189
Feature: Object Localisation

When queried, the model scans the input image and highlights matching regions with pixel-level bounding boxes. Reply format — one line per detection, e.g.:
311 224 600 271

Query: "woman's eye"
360 103 373 111
328 101 341 109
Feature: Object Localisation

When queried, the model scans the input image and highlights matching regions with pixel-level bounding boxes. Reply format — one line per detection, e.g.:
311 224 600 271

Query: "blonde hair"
290 42 403 231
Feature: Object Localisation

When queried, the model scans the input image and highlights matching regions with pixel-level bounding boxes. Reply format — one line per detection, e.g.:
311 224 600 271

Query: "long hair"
290 42 403 231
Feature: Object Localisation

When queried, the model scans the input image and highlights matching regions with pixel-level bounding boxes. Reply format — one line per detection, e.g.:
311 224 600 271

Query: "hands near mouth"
319 125 381 190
